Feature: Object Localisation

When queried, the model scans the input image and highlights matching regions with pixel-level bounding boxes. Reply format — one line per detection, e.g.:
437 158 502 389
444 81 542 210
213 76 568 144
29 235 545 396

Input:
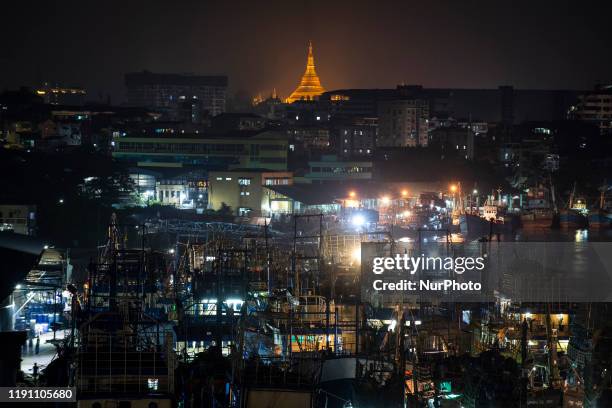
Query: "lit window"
216 177 222 181
147 378 159 391
238 178 251 186
225 177 232 181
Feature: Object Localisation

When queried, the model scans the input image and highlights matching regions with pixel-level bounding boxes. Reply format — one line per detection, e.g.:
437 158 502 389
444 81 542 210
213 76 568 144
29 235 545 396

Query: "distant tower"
286 41 325 103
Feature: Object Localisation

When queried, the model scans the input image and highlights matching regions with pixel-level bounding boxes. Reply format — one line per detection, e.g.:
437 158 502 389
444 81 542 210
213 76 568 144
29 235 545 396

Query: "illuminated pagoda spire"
286 41 325 103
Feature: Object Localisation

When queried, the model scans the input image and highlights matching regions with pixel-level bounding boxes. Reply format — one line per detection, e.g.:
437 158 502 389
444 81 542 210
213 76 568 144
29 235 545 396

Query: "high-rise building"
286 42 325 103
377 98 429 147
573 85 612 135
125 70 228 117
335 117 377 157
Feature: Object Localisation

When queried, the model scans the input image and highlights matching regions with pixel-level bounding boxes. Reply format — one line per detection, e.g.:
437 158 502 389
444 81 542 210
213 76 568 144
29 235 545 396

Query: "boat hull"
521 210 555 228
559 209 588 229
588 210 612 229
460 214 518 237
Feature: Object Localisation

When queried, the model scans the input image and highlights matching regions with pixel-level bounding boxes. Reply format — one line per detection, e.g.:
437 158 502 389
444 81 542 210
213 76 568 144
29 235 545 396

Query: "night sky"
2 0 612 103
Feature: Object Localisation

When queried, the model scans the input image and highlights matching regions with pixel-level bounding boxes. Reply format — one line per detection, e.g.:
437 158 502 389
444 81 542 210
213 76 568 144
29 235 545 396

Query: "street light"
450 185 457 193
348 191 356 198
380 196 391 205
401 189 409 197
351 214 365 227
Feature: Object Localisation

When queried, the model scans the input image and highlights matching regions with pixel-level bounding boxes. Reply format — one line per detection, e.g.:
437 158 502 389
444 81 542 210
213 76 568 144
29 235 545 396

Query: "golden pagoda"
286 41 325 103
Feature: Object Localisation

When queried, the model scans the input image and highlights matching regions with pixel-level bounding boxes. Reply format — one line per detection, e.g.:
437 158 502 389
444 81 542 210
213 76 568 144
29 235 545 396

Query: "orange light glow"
401 189 408 197
450 185 457 193
349 191 356 198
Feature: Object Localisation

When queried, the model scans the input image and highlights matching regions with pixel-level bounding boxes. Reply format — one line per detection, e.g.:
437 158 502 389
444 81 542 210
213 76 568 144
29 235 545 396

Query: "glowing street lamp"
401 189 409 197
349 191 356 198
450 185 457 193
380 196 391 205
351 214 365 227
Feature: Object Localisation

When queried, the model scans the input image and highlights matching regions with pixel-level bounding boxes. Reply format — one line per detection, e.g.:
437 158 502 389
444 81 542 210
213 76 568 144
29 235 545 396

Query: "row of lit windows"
213 177 289 186
342 129 375 136
118 141 285 155
310 166 372 173
580 97 612 103
118 142 243 154
264 178 290 185
159 190 182 199
342 149 372 154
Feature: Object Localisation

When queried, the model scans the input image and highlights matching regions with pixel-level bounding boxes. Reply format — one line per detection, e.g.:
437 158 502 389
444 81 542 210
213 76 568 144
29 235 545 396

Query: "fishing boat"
588 181 612 229
459 191 520 237
559 208 588 229
559 184 588 229
520 185 555 227
460 212 519 237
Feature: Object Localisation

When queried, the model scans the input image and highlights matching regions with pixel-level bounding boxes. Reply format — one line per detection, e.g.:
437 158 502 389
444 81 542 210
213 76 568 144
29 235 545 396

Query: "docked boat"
588 182 611 229
460 213 518 237
459 202 520 237
521 185 555 227
559 208 588 229
521 209 555 228
559 184 588 229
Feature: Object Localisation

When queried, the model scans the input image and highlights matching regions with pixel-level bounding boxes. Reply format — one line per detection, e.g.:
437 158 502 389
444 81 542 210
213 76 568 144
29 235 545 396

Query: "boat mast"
549 173 558 213
568 182 576 209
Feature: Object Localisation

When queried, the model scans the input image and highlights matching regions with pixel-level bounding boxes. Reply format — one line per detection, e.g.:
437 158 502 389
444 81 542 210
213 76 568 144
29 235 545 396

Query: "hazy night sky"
2 0 612 103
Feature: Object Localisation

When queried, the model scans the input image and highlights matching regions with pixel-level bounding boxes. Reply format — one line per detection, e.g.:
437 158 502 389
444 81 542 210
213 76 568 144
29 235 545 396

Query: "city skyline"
2 0 612 103
2 2 612 406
